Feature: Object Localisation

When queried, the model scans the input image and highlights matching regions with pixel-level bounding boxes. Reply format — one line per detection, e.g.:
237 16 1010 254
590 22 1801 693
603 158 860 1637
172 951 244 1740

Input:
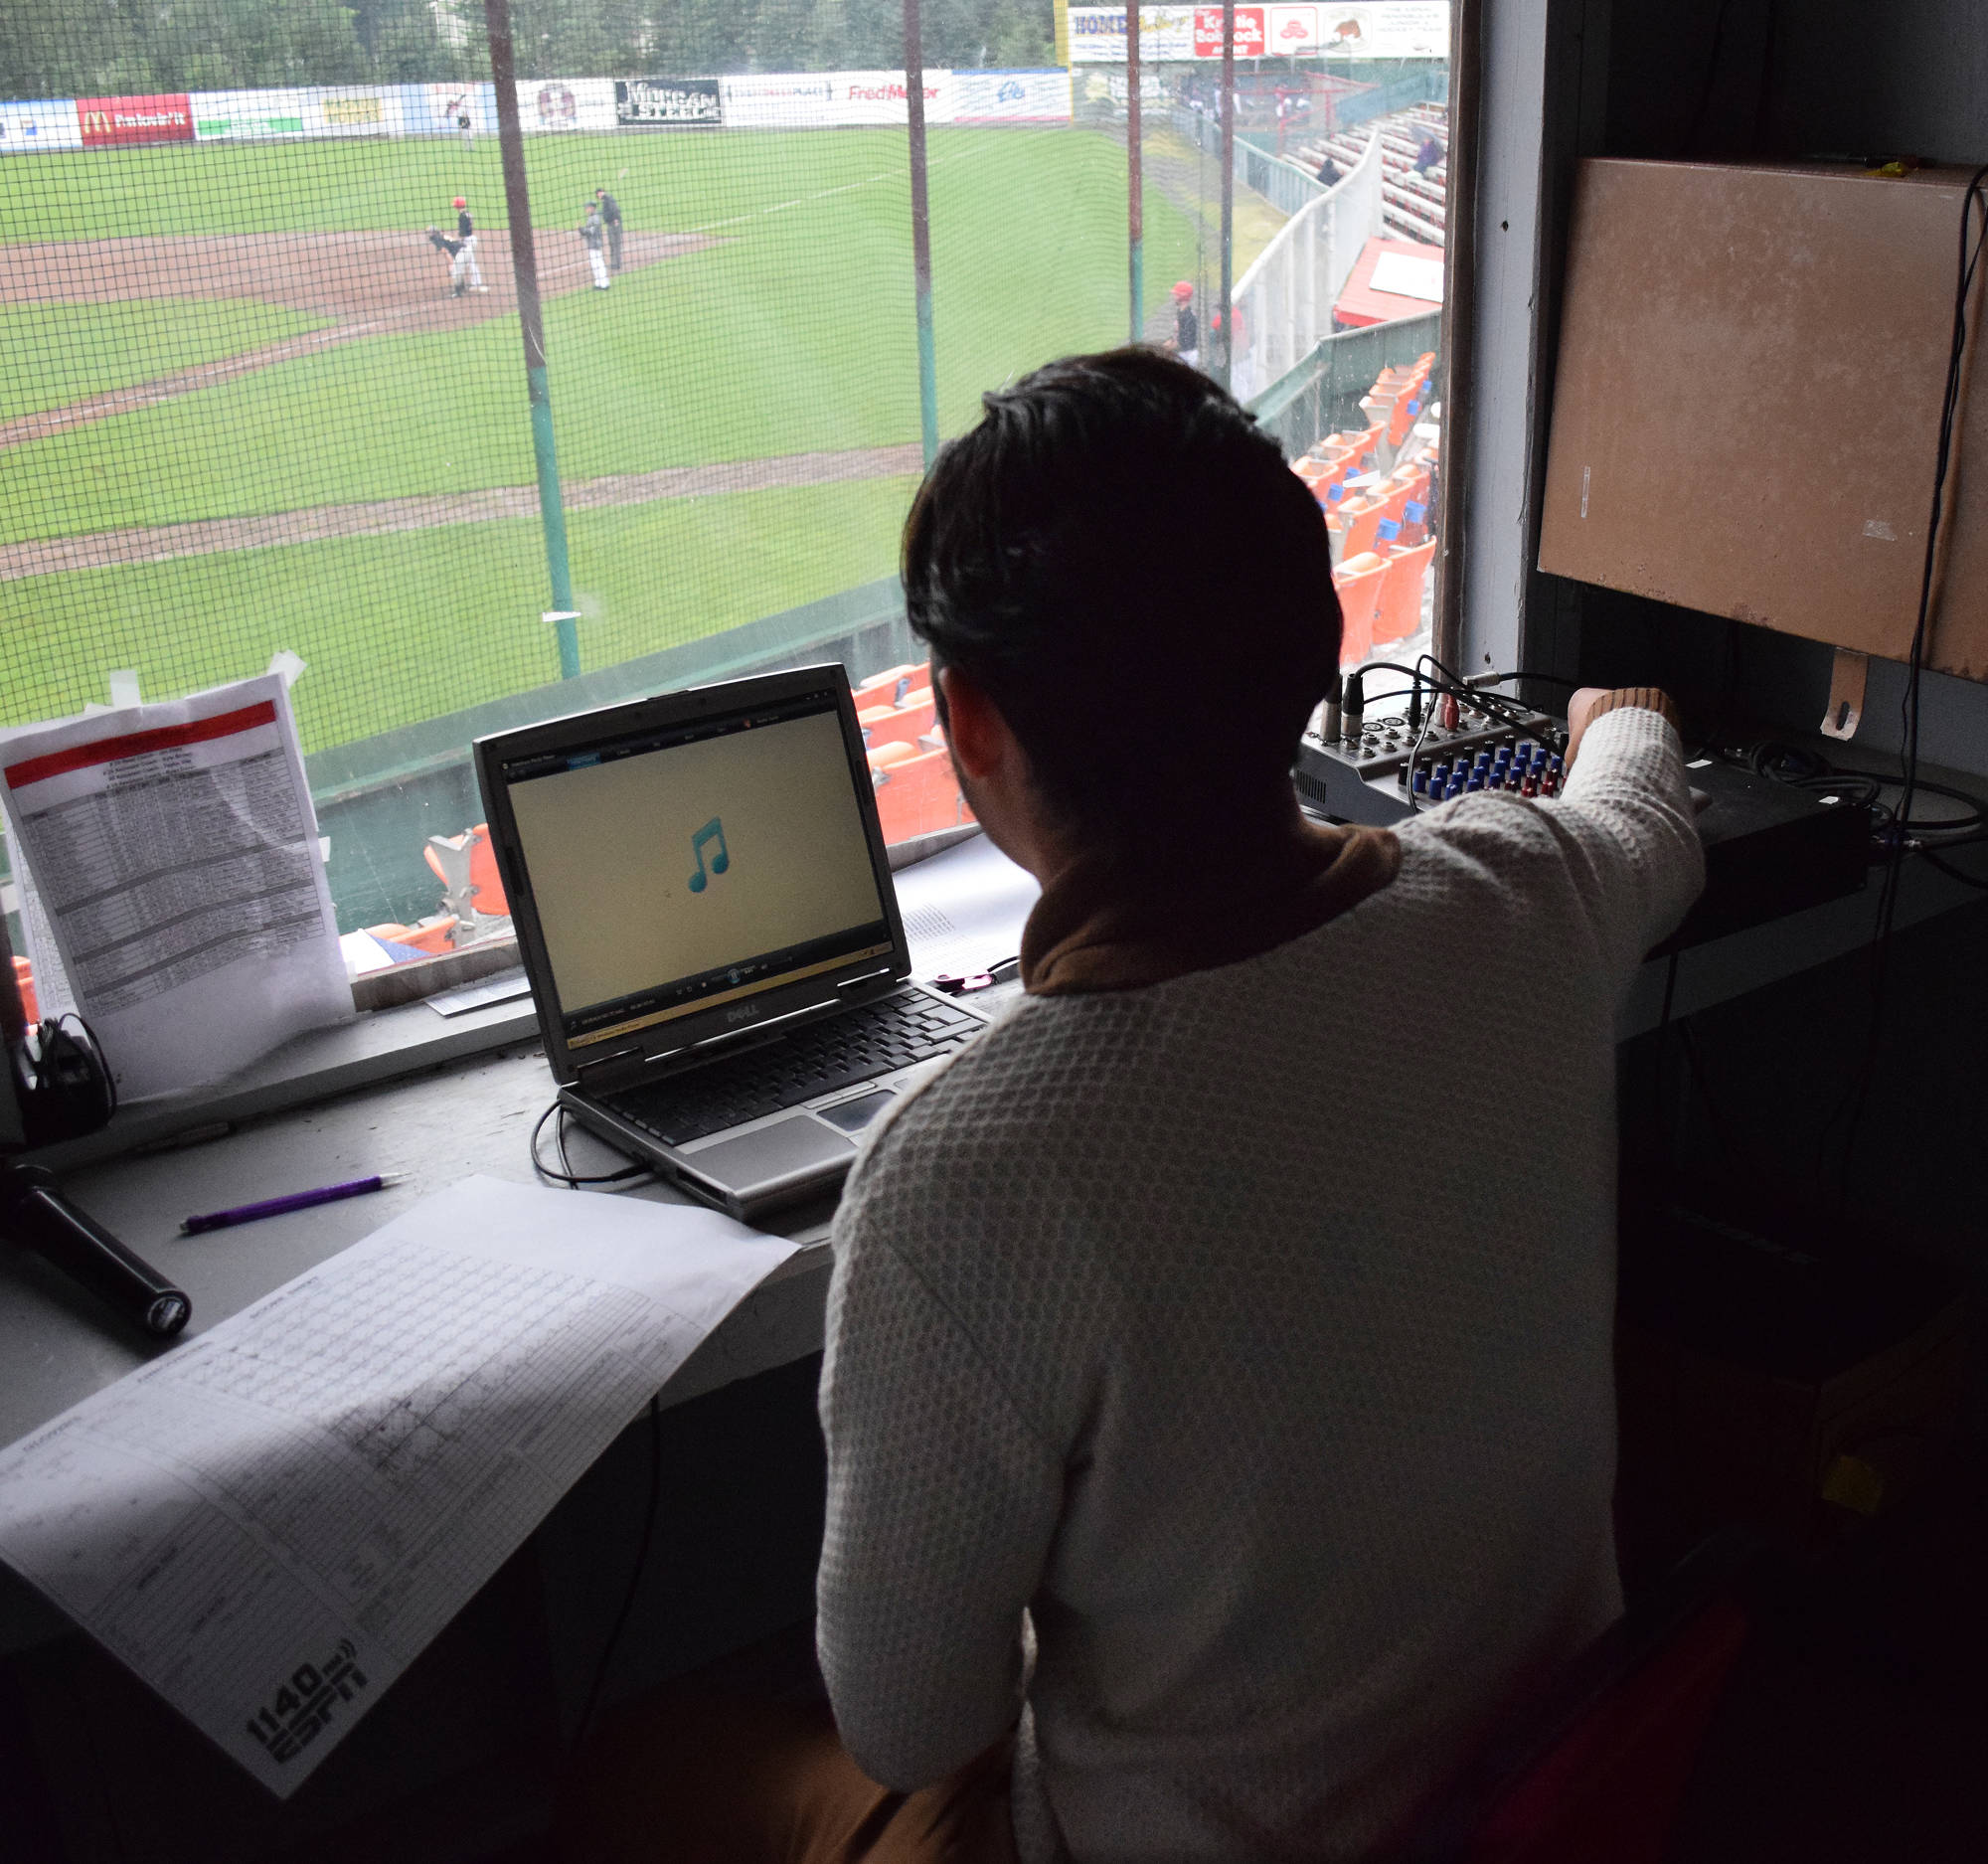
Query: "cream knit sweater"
817 706 1704 1861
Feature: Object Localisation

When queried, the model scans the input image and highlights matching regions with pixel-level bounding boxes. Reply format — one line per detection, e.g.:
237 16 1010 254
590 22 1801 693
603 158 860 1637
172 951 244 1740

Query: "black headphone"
10 1013 117 1149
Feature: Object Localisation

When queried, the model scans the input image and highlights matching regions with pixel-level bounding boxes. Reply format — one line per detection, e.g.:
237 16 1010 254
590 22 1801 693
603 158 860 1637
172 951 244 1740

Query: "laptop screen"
495 686 893 1050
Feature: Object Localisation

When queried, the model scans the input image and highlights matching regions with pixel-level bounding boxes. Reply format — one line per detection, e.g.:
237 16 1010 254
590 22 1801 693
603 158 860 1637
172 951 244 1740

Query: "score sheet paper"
0 674 349 1099
0 1177 798 1796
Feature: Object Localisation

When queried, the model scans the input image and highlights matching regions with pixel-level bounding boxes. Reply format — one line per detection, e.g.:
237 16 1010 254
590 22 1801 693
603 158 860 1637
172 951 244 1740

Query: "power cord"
529 1101 653 1188
570 1393 664 1755
525 1100 662 1754
1824 160 1988 1187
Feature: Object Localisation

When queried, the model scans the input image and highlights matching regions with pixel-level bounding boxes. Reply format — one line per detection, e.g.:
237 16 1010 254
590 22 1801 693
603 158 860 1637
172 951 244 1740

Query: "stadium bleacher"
1295 102 1449 248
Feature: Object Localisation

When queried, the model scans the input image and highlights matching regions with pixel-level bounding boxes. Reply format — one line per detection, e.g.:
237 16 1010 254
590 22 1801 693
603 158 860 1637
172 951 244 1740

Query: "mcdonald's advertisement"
76 93 193 146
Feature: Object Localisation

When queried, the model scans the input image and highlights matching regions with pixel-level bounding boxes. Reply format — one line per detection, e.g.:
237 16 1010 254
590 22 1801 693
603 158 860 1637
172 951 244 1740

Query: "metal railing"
1168 104 1328 217
1226 131 1387 405
1246 308 1444 459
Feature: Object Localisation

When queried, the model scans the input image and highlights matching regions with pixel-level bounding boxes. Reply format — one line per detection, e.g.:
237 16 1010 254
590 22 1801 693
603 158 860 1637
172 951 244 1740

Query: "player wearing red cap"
446 197 484 296
1166 280 1199 369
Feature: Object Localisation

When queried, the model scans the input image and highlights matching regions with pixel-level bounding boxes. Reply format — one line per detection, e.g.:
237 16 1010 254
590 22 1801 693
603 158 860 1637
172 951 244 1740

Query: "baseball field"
0 125 1231 757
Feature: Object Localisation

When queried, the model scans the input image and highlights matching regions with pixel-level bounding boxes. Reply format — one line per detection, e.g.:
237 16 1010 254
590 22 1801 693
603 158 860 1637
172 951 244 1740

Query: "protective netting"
1 2 1446 951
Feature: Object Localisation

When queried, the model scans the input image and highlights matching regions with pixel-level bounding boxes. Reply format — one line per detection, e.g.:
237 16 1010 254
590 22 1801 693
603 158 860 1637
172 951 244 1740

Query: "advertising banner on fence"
0 99 82 154
1069 8 1197 62
516 79 618 133
192 89 311 140
304 86 405 138
1266 5 1325 53
615 77 722 128
78 93 193 146
1068 0 1443 58
952 70 1073 123
415 83 496 138
721 71 956 128
1195 6 1266 55
1315 3 1449 57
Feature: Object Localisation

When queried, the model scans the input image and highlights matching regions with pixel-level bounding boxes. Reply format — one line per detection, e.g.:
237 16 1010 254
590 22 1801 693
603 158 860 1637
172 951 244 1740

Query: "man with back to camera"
558 351 1704 1862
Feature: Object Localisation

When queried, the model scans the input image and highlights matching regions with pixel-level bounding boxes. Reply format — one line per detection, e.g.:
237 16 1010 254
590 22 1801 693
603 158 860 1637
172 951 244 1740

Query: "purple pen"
180 1174 407 1236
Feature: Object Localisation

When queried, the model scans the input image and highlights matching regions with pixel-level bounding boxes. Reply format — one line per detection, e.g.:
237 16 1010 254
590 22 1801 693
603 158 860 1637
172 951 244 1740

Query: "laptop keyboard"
602 992 984 1146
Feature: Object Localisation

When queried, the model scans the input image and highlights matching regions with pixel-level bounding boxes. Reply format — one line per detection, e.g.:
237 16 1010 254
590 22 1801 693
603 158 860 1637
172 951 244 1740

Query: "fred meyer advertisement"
721 71 956 128
77 94 192 146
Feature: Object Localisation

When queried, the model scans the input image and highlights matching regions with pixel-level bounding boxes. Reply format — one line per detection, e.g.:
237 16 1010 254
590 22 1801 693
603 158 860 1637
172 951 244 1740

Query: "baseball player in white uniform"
449 198 483 294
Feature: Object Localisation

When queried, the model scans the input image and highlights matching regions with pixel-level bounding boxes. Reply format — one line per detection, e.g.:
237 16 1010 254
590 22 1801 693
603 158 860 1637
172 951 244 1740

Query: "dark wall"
1534 1 1988 1424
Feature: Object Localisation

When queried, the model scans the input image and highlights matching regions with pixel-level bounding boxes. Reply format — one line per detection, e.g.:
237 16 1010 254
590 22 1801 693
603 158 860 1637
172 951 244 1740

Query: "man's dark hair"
903 349 1338 847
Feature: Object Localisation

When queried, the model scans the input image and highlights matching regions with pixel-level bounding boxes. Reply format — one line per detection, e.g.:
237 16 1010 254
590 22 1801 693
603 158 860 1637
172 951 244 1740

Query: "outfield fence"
0 73 1077 156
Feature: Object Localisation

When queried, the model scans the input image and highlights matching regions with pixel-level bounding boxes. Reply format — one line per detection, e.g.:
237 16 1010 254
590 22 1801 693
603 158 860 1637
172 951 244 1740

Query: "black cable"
571 1394 663 1754
529 1101 650 1188
1677 1020 1735 1162
1681 0 1738 159
1827 161 1988 1187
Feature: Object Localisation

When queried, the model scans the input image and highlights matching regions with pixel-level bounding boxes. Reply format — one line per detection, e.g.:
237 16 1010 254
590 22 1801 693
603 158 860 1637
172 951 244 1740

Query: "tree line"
0 0 1059 100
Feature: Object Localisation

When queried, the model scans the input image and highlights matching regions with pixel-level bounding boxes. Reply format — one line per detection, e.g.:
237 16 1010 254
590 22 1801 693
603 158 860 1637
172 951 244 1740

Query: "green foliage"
0 0 1060 99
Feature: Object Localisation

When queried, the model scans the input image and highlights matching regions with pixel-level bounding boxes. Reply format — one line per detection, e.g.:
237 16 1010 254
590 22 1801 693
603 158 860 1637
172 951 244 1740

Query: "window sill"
28 823 991 1174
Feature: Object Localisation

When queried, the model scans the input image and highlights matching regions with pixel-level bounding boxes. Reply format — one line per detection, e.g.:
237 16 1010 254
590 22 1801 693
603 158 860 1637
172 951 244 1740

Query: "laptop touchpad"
685 1113 855 1188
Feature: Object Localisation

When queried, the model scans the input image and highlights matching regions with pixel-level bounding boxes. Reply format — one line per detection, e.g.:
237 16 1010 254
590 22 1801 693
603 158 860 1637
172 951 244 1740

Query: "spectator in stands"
1415 131 1446 175
1315 150 1343 186
1165 281 1199 369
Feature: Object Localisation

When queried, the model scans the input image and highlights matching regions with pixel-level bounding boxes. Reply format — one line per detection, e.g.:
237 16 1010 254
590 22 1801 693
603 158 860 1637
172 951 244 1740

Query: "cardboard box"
1539 159 1988 683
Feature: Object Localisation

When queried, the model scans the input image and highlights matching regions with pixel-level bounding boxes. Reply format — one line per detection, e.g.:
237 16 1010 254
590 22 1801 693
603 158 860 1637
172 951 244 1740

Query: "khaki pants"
557 1690 1019 1864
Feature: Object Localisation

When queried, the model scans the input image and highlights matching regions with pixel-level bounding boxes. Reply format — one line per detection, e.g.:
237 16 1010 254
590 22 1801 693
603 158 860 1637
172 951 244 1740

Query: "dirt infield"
0 443 927 582
0 228 715 448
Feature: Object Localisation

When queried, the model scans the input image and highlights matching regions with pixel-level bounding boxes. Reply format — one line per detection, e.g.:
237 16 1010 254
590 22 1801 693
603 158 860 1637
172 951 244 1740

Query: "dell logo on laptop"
725 1004 761 1025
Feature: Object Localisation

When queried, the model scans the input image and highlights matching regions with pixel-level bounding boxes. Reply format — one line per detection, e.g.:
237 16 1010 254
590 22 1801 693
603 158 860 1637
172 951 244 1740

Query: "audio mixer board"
1293 699 1562 826
1292 698 1873 949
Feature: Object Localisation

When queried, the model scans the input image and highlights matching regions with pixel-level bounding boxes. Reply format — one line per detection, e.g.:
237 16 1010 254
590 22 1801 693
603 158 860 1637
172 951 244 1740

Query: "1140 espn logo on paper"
245 1637 370 1765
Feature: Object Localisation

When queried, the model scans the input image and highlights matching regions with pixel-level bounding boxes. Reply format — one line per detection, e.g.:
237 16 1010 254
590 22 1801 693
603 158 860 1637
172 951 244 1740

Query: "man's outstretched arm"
1550 686 1706 971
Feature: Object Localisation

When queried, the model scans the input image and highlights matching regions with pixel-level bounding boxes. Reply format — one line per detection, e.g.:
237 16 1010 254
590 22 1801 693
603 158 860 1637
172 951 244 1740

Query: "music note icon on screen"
687 817 730 893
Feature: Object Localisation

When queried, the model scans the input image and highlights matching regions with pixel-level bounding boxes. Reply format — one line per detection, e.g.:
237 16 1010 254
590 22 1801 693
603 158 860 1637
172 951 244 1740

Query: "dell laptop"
474 664 991 1220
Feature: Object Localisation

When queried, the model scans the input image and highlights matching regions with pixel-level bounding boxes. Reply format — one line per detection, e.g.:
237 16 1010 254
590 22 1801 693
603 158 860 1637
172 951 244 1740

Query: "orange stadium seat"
861 690 938 751
855 662 926 706
1332 494 1387 562
1372 539 1437 643
1333 552 1389 667
866 741 916 771
873 748 973 843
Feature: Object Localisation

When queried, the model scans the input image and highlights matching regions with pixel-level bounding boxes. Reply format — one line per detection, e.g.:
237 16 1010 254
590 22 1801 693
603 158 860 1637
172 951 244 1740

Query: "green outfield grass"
0 475 916 754
0 299 334 421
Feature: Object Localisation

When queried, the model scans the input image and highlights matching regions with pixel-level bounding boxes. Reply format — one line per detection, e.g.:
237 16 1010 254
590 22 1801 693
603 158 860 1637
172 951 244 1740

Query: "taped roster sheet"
0 1177 797 1795
0 673 349 1099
